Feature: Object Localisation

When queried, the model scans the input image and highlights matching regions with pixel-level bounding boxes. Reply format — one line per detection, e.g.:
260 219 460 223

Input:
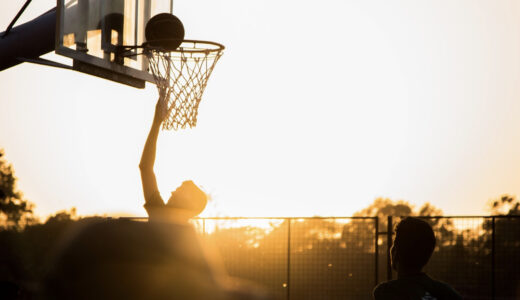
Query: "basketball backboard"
56 0 173 88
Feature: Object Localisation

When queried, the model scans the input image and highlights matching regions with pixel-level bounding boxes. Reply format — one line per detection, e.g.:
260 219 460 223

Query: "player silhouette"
373 217 462 300
139 93 207 222
42 95 272 299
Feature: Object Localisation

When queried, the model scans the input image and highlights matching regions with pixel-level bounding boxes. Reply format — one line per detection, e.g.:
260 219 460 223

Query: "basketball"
145 13 185 51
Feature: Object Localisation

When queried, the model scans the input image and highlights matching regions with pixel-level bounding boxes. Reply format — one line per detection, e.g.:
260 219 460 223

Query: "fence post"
491 217 495 300
387 216 393 281
287 218 291 300
375 217 379 286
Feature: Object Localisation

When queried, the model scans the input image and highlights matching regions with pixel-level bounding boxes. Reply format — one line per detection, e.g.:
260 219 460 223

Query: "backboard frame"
55 0 173 88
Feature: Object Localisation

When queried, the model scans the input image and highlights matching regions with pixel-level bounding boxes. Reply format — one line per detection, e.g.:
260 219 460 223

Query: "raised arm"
139 95 167 203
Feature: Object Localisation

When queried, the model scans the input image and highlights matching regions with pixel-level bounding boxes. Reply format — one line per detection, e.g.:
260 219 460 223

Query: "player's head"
167 180 208 219
390 217 436 273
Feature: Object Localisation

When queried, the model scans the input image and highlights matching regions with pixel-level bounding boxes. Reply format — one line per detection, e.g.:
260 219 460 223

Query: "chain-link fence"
128 215 519 300
195 217 378 300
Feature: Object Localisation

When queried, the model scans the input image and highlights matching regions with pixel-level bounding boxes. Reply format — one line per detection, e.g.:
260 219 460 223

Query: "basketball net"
146 41 224 130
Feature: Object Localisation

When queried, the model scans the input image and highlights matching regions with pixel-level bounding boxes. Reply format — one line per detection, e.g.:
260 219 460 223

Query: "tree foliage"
353 197 448 233
0 149 35 229
354 197 443 218
488 195 520 215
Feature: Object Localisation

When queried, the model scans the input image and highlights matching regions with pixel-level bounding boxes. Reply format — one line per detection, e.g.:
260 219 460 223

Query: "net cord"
146 44 223 130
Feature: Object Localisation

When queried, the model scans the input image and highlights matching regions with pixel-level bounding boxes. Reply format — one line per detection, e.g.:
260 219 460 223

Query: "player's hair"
393 217 436 271
167 180 208 217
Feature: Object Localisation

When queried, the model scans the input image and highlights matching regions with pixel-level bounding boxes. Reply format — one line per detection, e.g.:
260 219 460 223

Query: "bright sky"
1 0 519 219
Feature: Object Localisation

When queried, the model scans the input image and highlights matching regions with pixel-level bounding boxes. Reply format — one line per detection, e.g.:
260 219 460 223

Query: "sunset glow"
1 0 520 220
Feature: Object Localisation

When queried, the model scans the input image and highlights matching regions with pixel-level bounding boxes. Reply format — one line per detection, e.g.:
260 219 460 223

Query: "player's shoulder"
373 280 401 299
423 275 462 299
374 275 462 300
374 279 398 291
143 189 167 219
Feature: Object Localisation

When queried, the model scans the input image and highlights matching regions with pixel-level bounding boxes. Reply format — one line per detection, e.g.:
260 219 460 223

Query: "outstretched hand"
153 89 168 125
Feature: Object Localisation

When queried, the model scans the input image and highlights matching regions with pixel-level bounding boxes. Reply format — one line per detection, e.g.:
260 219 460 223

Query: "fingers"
152 93 167 124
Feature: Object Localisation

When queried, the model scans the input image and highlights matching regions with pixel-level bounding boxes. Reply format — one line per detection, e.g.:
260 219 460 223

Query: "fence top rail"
399 215 520 219
119 216 379 221
198 216 378 220
118 215 520 221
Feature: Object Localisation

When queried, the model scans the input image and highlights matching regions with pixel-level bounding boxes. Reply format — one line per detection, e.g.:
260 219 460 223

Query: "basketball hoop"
113 13 225 130
145 39 224 130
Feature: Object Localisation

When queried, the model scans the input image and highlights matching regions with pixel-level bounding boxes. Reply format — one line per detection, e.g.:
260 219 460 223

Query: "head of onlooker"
390 217 436 274
373 217 462 299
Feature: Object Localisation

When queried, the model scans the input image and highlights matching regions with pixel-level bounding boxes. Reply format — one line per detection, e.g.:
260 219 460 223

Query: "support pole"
0 8 56 71
2 0 33 38
387 216 393 281
286 218 291 300
374 217 379 286
491 217 495 300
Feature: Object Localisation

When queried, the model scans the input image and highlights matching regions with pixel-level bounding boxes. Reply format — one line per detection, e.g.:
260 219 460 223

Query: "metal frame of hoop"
145 39 225 54
117 38 224 129
115 39 225 60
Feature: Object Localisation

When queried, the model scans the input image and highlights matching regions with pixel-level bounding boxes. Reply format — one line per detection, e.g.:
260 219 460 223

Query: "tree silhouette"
487 195 520 216
353 198 447 228
0 149 35 229
0 208 80 297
